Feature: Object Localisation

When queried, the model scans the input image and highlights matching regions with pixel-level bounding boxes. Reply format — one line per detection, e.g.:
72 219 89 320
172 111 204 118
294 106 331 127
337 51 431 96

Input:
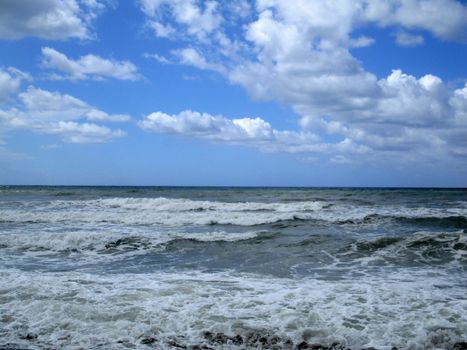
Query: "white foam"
1 197 466 226
0 228 260 257
316 231 467 270
0 269 465 349
0 197 327 226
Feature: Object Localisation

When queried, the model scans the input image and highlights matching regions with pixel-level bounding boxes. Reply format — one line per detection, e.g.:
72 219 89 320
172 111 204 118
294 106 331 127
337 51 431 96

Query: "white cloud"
1 106 125 144
450 84 467 125
48 121 125 144
139 0 467 163
349 36 375 48
373 70 449 126
14 86 131 123
139 110 275 142
364 0 467 41
174 48 225 72
85 109 131 122
0 68 31 103
138 110 372 155
0 0 109 40
226 0 251 18
0 70 20 103
140 0 222 41
150 21 175 38
144 53 172 64
41 47 141 81
395 31 425 46
0 82 129 144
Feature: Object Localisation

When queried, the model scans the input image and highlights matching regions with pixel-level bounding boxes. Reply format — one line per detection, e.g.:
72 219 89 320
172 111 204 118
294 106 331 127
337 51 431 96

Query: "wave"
338 231 467 266
53 191 76 197
0 230 264 256
397 215 467 229
0 197 327 226
1 197 466 227
93 197 328 212
339 214 467 229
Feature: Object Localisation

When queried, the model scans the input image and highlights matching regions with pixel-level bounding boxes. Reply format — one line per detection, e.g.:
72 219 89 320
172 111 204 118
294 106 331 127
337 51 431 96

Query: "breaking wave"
1 197 466 227
338 231 467 266
0 230 263 257
339 214 467 229
0 269 465 350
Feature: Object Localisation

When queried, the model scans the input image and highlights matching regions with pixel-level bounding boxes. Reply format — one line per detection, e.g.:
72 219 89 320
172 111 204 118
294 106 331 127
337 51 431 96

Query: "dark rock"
453 342 467 350
203 332 244 346
245 332 260 345
202 332 214 341
0 344 31 350
190 345 214 350
213 333 229 344
140 336 158 345
167 340 188 349
297 342 348 350
19 334 37 341
203 332 228 344
297 341 312 349
204 331 295 348
232 334 243 345
200 331 348 350
245 331 270 346
270 335 281 345
105 238 123 249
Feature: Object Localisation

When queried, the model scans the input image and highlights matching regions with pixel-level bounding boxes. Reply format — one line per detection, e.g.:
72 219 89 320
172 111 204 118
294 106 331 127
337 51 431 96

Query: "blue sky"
0 0 466 187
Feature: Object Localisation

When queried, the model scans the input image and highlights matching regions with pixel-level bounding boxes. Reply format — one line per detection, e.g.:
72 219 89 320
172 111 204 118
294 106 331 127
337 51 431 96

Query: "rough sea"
0 186 466 350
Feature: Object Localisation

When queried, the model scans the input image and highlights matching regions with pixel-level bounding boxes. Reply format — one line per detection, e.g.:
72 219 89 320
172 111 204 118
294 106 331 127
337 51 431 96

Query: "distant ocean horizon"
1 186 466 349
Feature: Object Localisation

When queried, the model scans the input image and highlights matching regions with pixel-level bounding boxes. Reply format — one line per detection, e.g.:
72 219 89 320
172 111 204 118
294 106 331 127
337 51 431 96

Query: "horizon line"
1 184 466 190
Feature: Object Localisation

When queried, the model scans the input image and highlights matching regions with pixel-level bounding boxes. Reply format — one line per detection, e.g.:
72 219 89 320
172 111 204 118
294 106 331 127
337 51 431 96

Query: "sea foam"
1 269 465 350
1 197 466 226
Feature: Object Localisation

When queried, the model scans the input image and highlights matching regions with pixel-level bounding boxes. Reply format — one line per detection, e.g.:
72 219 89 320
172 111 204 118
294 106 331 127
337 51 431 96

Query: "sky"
0 0 466 187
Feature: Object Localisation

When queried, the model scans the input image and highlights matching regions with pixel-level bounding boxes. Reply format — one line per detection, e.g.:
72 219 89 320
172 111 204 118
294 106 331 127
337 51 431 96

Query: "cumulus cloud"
138 0 467 163
139 110 370 155
0 0 109 40
349 36 375 48
0 69 129 144
14 86 131 123
140 0 222 41
395 31 425 46
363 0 467 41
41 47 141 81
0 68 31 103
139 110 278 142
0 104 125 144
47 121 125 144
298 70 467 157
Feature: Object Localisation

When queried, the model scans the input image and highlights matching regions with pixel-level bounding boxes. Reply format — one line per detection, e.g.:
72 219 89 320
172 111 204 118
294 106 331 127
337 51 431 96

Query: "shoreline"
4 331 466 350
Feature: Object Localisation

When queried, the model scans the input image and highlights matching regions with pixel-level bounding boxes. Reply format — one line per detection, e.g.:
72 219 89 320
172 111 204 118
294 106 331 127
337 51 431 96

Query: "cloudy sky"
0 0 466 187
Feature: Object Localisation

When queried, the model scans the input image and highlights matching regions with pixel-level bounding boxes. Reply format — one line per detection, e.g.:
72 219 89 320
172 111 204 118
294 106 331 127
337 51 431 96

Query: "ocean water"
0 186 466 349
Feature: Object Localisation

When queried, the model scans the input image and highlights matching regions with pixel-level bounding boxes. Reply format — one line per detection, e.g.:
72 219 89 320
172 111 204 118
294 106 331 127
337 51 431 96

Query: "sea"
0 186 466 350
